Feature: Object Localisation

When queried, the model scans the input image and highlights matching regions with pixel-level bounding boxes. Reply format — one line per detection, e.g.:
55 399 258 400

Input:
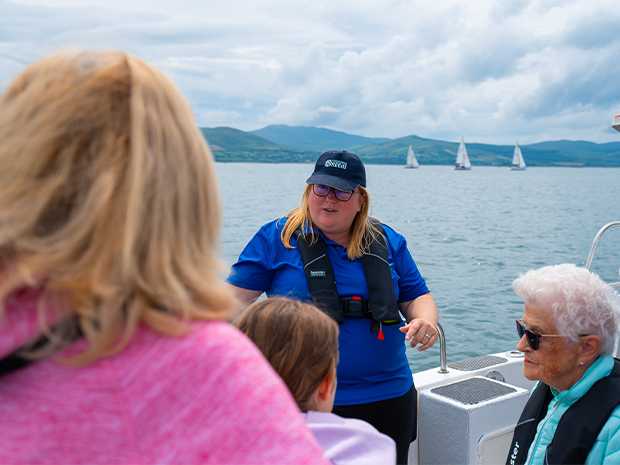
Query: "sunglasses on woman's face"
515 319 565 350
312 184 354 202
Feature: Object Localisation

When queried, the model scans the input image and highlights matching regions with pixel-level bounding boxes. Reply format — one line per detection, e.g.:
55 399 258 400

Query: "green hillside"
524 140 620 166
201 127 315 163
200 126 620 166
201 127 279 151
251 125 389 152
353 137 620 167
352 135 517 165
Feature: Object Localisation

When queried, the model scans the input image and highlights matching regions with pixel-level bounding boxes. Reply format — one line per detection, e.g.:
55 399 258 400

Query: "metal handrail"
436 322 448 374
585 221 620 270
586 221 620 357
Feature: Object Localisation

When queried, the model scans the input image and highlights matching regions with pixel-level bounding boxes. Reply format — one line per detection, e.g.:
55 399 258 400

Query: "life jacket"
506 358 620 465
295 224 401 325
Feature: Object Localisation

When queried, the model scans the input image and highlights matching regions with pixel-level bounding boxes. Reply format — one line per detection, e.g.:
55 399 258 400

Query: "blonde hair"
235 297 339 412
280 185 383 259
0 51 236 364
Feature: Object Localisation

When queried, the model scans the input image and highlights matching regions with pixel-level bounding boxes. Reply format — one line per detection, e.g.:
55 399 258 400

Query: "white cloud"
1 0 619 143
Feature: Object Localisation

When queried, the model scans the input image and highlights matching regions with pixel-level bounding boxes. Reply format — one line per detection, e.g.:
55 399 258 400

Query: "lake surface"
216 163 620 371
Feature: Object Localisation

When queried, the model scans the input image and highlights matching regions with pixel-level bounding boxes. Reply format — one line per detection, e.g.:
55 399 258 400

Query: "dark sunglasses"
515 319 565 350
312 184 354 202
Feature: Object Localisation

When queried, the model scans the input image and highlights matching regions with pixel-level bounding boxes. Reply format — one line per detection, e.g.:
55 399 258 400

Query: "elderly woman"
0 51 329 465
507 263 620 465
229 150 438 464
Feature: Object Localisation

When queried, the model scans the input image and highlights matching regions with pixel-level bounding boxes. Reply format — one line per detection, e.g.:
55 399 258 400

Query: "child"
236 297 396 465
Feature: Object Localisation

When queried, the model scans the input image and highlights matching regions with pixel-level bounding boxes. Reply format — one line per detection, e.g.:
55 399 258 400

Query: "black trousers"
333 385 417 465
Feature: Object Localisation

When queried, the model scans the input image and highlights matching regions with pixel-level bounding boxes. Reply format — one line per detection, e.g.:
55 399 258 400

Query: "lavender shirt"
305 410 396 465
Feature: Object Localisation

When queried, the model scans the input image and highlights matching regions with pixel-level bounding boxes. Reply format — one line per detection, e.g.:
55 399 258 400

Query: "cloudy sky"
1 0 619 144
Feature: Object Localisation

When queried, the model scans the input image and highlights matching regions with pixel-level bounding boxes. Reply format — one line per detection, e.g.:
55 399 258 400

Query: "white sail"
405 145 419 168
614 112 620 132
455 137 471 170
511 142 526 170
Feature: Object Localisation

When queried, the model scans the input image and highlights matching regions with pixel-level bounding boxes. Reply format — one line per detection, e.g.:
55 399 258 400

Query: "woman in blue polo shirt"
229 150 438 464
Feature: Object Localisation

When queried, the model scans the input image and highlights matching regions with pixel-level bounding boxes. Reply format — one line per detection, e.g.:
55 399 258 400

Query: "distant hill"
334 136 620 167
251 125 390 152
202 127 279 152
200 126 620 167
201 127 315 162
349 135 529 166
524 140 620 166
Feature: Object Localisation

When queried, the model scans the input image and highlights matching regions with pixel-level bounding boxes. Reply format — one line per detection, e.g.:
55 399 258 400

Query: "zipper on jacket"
526 401 560 465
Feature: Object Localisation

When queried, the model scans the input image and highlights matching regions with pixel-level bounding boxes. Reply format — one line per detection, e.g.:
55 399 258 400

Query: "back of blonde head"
0 51 235 363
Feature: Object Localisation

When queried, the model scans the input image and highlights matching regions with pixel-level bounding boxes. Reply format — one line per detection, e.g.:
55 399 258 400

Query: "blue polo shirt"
228 218 430 405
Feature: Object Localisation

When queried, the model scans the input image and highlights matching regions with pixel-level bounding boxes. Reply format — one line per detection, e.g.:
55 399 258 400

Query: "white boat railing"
585 221 620 290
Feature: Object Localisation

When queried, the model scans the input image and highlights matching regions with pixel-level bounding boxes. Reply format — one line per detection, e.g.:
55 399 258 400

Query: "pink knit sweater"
0 289 329 465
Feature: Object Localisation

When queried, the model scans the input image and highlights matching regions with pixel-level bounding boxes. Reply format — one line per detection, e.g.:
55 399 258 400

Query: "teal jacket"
524 355 620 465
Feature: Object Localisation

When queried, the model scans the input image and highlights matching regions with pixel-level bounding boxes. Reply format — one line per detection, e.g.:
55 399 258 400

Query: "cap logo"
324 159 347 169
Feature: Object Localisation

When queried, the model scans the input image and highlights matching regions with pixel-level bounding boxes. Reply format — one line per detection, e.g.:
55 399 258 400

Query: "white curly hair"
513 263 620 354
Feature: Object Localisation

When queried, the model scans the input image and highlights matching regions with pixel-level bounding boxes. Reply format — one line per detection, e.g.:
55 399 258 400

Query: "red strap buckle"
377 321 384 341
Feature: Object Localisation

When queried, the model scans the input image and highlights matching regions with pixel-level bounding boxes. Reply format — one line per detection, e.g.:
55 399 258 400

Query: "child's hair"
235 297 339 412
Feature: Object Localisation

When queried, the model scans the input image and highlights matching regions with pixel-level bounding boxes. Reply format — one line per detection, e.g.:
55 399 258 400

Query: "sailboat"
404 145 419 169
613 112 620 132
510 142 526 170
454 137 472 170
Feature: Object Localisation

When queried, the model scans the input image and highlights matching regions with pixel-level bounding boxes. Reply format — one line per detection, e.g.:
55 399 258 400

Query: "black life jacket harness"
295 224 402 339
0 318 82 378
506 358 620 465
0 333 49 377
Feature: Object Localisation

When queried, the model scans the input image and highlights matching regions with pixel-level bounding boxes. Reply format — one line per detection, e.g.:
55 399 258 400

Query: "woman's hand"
399 318 437 351
399 293 439 351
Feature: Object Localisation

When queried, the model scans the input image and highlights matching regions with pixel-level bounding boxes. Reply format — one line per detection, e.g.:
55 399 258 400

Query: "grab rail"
585 221 620 290
436 323 448 374
585 221 620 269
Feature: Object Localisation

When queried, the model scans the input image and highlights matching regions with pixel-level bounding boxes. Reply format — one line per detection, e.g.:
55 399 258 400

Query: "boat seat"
418 376 529 465
430 377 516 405
448 355 508 372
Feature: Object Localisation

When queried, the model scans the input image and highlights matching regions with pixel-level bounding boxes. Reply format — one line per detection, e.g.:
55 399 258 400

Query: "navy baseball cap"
306 150 366 192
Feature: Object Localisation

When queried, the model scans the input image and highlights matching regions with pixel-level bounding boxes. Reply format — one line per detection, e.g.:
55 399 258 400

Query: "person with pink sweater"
0 51 329 465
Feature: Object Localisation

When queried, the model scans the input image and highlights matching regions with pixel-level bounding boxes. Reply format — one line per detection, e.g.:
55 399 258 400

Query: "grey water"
217 163 620 372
